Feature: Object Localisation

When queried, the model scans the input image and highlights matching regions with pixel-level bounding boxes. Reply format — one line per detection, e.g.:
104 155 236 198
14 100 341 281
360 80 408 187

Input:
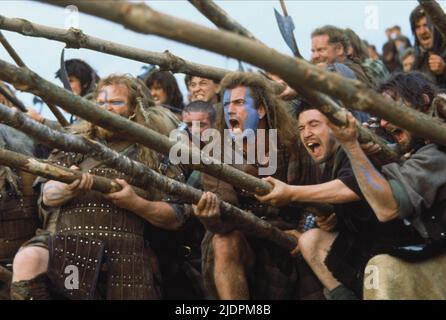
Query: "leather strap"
78 141 134 172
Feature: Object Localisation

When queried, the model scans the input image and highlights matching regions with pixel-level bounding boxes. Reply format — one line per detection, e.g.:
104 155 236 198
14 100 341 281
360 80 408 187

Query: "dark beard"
399 135 425 154
94 125 118 141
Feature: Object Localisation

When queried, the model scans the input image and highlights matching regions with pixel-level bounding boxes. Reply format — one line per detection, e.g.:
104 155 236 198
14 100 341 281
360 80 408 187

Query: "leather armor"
0 170 39 263
50 167 160 300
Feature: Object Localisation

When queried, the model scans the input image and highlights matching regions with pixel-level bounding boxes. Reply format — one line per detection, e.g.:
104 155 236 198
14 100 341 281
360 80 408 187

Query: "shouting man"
194 72 317 300
11 74 190 300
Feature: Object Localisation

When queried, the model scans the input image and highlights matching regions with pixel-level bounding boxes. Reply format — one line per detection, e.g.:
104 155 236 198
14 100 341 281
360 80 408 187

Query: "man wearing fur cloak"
10 74 191 300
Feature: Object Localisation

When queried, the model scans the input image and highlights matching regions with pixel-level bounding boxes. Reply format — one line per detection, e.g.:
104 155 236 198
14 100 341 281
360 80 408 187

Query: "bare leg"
10 246 51 300
212 230 253 300
298 228 340 291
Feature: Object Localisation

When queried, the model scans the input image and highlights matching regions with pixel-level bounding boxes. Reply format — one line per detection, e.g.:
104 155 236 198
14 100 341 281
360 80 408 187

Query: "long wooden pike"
0 147 122 194
188 0 257 40
0 14 228 82
0 30 25 67
274 0 302 58
0 84 27 112
37 0 446 147
0 29 68 126
0 58 278 196
0 102 298 251
186 0 398 163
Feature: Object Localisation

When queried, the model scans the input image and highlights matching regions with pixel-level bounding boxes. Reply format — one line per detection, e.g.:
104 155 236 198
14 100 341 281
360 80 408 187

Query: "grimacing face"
150 81 168 105
96 84 131 118
188 76 220 103
298 109 339 164
182 110 212 139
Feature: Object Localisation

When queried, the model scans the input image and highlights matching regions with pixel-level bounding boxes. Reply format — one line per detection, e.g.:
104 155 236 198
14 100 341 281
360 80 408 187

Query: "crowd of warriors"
0 4 446 300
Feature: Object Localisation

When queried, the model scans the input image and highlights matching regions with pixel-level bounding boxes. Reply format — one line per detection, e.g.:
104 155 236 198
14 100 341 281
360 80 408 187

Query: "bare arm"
103 179 182 230
289 179 360 204
42 170 94 207
330 113 399 222
255 177 359 207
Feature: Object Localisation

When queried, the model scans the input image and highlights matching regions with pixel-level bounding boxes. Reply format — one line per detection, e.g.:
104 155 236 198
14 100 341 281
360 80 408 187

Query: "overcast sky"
1 0 442 119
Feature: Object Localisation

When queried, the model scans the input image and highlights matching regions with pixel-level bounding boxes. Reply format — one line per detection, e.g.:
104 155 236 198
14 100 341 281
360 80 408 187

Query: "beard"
94 125 119 141
398 134 425 154
92 111 134 142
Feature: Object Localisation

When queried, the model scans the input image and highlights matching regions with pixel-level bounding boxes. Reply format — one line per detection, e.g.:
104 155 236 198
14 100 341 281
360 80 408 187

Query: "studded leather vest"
55 166 157 300
0 169 39 264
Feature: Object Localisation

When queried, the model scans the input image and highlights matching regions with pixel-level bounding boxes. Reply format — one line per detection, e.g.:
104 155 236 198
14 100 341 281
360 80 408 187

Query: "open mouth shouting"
228 118 243 135
305 140 322 157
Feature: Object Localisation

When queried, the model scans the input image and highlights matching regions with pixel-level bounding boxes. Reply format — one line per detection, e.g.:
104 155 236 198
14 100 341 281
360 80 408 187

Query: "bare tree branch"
0 58 279 196
37 0 446 147
188 0 257 40
0 102 297 251
187 0 398 162
0 14 228 82
0 30 25 67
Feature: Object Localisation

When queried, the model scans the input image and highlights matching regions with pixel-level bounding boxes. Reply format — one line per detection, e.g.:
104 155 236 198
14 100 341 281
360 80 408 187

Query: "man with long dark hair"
410 5 446 88
330 72 446 299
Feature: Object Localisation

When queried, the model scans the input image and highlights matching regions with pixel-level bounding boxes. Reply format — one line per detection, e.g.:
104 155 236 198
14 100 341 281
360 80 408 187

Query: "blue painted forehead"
223 87 253 105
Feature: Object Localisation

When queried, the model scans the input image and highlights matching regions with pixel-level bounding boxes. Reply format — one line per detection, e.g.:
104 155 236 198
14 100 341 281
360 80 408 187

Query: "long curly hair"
74 74 179 171
219 72 301 155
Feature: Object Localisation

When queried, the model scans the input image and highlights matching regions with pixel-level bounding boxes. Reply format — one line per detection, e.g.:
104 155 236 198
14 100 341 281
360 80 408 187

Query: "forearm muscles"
133 198 181 230
290 180 359 204
42 181 74 207
343 141 399 221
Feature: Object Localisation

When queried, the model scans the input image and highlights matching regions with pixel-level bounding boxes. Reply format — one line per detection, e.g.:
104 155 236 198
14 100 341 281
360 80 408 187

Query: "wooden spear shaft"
189 0 398 163
0 28 68 126
0 58 275 196
0 14 228 82
0 30 25 67
45 101 70 127
0 103 297 251
0 148 121 194
188 0 257 40
38 0 446 147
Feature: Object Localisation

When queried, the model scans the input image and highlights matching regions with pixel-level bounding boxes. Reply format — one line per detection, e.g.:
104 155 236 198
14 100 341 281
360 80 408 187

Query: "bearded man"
330 72 446 299
10 74 190 300
193 72 319 300
410 5 446 88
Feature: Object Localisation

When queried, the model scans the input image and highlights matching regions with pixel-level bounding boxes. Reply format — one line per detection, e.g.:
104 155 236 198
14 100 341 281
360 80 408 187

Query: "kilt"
201 230 324 299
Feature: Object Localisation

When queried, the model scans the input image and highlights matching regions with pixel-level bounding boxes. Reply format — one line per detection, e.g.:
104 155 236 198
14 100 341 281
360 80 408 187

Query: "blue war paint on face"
223 87 259 139
97 89 126 108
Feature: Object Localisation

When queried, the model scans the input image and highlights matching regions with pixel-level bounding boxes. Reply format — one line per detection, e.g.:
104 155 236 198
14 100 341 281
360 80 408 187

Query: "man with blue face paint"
193 72 320 300
223 86 261 140
10 75 193 300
